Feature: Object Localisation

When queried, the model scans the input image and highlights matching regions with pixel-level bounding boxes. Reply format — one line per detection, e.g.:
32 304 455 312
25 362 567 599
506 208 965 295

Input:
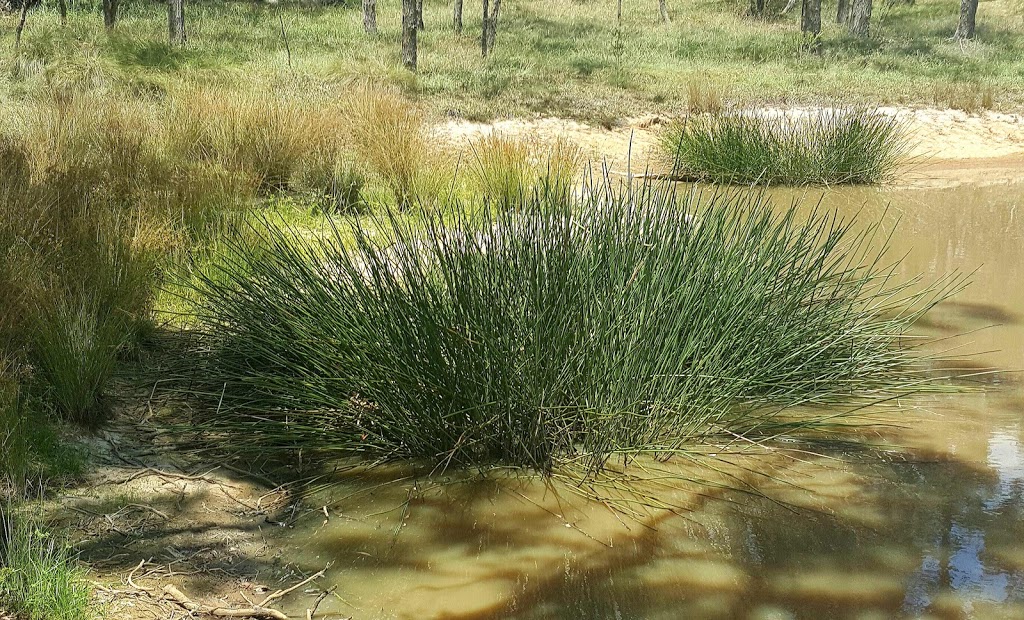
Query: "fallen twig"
160 564 330 620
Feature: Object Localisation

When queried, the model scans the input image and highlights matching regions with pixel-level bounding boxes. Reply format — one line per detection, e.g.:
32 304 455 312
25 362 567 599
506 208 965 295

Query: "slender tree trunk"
481 0 490 57
616 0 622 23
453 0 462 33
14 0 29 48
749 0 765 17
363 0 377 35
658 0 670 22
416 0 424 29
848 0 871 36
801 0 821 50
836 0 850 24
58 0 67 25
102 0 117 29
168 0 185 45
486 0 501 50
953 0 978 40
402 0 418 70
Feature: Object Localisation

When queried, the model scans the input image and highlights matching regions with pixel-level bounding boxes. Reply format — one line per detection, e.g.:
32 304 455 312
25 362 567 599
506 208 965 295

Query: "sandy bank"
437 107 1024 188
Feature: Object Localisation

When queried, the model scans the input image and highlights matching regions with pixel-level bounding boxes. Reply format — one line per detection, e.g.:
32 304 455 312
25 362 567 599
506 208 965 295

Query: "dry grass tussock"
0 83 454 432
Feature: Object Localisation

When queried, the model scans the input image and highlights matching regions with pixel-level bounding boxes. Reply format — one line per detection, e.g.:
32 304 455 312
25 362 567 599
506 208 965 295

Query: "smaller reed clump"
660 108 911 185
177 174 960 476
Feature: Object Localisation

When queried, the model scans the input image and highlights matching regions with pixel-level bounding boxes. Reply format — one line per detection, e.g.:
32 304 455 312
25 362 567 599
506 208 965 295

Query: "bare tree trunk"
485 0 501 50
58 0 67 25
749 0 765 17
658 0 670 22
481 0 490 57
848 0 870 36
801 0 821 51
102 0 117 29
168 0 185 45
14 0 29 47
953 0 978 40
363 0 377 35
453 0 462 33
416 0 424 29
616 0 622 23
402 0 417 71
836 0 850 24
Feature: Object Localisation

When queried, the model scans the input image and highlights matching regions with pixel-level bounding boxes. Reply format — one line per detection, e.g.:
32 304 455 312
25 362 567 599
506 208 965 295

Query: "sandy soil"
47 400 340 620
436 107 1024 187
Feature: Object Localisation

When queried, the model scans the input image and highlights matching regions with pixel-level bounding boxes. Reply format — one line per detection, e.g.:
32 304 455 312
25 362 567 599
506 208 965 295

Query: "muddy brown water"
274 179 1024 620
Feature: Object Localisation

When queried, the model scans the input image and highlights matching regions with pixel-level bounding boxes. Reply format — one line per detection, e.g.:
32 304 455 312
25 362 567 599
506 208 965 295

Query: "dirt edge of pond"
436 106 1024 189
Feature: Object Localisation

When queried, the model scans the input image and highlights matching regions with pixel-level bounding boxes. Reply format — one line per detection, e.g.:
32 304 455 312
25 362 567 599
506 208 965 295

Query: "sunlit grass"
3 0 1023 122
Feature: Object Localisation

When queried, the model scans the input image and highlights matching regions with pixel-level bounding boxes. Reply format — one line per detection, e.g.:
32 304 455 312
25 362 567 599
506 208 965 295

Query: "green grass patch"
176 176 962 475
660 108 911 185
0 503 94 620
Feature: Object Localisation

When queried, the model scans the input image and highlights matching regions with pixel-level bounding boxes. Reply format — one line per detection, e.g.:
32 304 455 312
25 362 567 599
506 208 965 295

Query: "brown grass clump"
346 85 431 208
687 79 725 115
468 133 585 207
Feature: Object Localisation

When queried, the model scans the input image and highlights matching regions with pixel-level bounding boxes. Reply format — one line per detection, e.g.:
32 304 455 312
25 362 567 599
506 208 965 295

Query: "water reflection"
280 181 1024 620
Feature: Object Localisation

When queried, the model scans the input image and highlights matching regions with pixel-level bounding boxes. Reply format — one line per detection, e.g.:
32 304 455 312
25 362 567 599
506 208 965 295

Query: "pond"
278 178 1024 620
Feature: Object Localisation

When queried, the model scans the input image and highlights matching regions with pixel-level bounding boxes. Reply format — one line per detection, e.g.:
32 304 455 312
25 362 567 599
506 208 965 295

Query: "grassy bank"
2 0 1023 122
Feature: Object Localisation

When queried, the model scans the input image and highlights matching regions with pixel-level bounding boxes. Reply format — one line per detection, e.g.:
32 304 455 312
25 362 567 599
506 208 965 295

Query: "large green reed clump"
182 178 955 474
661 108 911 185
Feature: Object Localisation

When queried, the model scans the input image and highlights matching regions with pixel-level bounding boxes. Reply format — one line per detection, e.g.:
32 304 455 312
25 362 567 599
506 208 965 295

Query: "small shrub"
179 175 958 475
660 108 910 185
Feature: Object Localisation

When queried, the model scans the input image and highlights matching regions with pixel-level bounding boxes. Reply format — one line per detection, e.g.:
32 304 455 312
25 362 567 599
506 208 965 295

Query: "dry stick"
126 559 153 592
258 566 329 607
306 586 335 620
163 584 288 620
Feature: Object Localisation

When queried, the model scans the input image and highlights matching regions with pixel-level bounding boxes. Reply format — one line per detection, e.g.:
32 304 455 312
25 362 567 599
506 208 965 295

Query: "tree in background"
363 0 377 35
453 0 463 33
482 0 490 56
416 0 424 29
658 0 671 23
103 0 117 28
954 0 979 39
836 0 851 24
169 0 185 45
801 0 821 50
402 0 417 70
848 0 871 36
